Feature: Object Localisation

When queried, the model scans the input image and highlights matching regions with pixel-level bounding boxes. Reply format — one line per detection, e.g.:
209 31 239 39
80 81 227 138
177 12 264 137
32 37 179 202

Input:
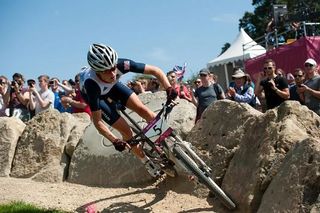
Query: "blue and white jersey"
79 58 145 111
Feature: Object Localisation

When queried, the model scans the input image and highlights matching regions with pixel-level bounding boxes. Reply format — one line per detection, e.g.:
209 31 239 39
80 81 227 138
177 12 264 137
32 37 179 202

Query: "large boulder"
68 91 196 187
258 138 320 213
187 100 320 212
10 110 91 182
0 117 25 177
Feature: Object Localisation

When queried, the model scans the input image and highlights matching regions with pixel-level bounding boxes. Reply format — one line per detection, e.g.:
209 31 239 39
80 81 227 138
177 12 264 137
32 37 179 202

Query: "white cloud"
211 13 239 24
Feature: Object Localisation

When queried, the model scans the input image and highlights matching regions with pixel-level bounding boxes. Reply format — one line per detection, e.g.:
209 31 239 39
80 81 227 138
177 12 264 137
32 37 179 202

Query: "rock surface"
1 96 320 212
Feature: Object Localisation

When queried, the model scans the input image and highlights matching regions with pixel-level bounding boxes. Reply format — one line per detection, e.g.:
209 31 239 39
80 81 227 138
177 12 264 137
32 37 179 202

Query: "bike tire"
173 145 236 210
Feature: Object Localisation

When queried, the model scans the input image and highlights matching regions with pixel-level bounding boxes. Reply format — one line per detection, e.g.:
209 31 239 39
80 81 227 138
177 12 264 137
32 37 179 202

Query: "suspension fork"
169 134 212 174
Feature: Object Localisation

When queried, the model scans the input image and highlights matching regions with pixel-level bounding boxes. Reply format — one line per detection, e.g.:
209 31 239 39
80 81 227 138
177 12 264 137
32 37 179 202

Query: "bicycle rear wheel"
173 145 236 210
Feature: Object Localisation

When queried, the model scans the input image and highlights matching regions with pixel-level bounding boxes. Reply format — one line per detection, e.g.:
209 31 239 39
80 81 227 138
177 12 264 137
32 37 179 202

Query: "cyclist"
80 43 177 177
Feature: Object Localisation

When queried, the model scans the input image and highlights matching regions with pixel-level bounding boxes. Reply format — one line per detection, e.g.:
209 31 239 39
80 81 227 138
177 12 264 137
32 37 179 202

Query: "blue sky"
0 0 253 83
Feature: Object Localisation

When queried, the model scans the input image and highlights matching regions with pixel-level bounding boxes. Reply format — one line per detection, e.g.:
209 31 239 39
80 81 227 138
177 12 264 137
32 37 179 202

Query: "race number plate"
143 116 173 144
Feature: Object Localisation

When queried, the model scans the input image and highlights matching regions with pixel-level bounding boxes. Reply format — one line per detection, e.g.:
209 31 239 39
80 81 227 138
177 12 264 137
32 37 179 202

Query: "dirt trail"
0 177 216 212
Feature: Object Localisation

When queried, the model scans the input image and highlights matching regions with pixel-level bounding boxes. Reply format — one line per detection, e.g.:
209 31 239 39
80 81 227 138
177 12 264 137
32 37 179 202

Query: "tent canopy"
207 28 266 67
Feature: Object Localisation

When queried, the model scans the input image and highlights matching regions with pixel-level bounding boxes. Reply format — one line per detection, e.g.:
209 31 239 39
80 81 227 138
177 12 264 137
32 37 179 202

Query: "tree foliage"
220 43 231 55
239 0 320 44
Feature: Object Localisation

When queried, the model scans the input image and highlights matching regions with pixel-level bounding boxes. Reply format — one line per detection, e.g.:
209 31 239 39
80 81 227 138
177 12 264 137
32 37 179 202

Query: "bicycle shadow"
75 187 165 213
75 175 215 213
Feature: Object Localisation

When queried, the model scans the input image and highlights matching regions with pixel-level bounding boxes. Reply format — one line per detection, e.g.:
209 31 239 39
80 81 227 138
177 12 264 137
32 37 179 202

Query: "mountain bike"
117 101 236 210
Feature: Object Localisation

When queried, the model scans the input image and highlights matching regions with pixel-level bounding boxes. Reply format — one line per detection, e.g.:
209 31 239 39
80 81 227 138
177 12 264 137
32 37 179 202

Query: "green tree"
220 43 231 55
239 0 320 45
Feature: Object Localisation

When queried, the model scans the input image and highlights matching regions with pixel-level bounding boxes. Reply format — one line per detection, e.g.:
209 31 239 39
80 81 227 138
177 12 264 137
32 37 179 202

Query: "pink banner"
245 36 320 82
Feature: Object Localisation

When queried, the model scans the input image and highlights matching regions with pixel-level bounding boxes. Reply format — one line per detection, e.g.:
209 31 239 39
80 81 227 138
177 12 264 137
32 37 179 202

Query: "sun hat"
304 58 317 66
232 69 246 78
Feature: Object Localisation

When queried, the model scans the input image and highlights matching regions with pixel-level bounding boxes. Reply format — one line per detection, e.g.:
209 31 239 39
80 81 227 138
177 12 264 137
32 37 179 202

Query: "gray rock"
0 117 25 177
10 109 90 183
187 100 320 212
68 91 196 186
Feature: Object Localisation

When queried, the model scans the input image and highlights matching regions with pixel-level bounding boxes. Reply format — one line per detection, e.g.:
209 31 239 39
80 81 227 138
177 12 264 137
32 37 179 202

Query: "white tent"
207 28 266 86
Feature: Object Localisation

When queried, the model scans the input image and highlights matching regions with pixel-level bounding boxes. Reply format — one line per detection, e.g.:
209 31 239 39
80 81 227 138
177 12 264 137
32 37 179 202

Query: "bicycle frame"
120 103 212 176
119 102 236 210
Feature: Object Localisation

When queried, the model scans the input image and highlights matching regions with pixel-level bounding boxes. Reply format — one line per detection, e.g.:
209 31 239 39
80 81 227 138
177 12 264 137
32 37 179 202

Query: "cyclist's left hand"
113 139 130 152
166 87 178 104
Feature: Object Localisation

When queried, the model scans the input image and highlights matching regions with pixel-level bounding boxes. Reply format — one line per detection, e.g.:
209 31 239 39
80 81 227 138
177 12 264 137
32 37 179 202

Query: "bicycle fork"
166 135 213 176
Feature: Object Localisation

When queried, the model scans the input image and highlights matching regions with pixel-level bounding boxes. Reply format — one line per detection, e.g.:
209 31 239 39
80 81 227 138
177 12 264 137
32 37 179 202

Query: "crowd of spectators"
0 72 92 122
1 57 319 124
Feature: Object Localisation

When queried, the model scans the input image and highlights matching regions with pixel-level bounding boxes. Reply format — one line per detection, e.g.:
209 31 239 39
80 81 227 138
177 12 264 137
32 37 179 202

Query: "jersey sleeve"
117 58 145 74
84 79 101 112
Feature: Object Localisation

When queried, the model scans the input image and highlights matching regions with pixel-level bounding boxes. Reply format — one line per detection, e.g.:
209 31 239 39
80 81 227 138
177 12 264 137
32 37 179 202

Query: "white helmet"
87 43 118 72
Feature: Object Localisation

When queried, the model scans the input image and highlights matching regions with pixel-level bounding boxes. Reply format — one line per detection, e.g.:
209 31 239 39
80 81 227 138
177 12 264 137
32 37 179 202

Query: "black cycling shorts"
100 81 133 125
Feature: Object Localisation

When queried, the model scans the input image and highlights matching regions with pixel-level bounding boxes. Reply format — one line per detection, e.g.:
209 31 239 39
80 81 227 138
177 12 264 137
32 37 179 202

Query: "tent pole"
224 63 229 87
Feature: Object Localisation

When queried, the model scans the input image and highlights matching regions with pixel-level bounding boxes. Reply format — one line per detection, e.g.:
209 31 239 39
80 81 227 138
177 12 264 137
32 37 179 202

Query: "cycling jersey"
80 58 145 125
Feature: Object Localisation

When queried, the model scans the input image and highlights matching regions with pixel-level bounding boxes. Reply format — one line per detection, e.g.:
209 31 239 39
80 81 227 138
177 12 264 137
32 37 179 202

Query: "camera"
49 80 54 85
27 79 36 87
11 81 17 87
68 79 76 86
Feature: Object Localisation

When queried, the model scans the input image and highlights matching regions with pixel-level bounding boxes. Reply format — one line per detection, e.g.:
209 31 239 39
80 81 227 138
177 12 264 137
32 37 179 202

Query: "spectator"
0 76 9 116
167 70 192 102
61 73 91 117
28 75 55 115
129 79 148 94
49 77 72 113
226 69 256 107
6 73 30 121
255 59 289 110
289 68 305 104
192 68 225 123
286 73 296 88
297 58 320 115
276 68 285 77
146 78 160 93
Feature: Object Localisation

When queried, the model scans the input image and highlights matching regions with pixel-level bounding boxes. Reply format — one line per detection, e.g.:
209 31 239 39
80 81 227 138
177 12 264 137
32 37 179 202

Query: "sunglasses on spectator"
199 74 207 77
304 63 314 68
263 67 273 70
294 74 304 78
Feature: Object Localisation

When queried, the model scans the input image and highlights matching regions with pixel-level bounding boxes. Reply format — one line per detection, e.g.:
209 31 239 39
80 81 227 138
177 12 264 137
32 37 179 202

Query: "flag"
173 63 187 82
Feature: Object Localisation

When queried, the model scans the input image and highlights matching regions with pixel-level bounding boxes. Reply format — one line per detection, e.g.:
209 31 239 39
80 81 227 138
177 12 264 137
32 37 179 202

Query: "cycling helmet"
87 43 118 72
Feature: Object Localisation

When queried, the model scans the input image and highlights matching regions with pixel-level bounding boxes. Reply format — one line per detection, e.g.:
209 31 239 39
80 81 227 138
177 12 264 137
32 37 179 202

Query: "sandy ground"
0 176 217 213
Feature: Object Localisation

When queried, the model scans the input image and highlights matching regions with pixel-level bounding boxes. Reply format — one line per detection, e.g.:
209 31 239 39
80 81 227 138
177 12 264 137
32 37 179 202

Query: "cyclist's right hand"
112 139 130 152
166 87 178 104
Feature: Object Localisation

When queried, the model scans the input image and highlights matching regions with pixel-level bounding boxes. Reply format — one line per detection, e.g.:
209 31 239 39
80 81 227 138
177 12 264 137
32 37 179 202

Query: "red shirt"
73 90 92 117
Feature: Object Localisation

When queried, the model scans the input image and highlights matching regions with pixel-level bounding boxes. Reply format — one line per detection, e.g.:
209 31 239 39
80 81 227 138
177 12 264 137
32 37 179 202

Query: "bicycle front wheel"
173 145 236 210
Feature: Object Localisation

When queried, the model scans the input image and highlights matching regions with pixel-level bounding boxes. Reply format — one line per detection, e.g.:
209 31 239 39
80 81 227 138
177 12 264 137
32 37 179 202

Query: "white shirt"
35 89 55 114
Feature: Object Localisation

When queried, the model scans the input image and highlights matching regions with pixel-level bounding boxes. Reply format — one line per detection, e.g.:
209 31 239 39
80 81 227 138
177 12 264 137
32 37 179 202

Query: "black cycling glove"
166 87 178 104
113 139 127 152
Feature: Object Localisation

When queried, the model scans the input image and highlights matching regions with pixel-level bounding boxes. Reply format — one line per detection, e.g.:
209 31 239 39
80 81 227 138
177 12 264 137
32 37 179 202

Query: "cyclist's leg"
107 82 156 122
125 93 156 122
100 99 145 158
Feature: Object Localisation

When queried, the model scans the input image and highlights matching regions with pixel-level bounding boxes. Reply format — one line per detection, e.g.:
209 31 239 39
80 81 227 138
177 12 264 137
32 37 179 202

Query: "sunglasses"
264 67 273 71
294 74 304 78
199 74 207 77
304 63 314 68
103 66 117 73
